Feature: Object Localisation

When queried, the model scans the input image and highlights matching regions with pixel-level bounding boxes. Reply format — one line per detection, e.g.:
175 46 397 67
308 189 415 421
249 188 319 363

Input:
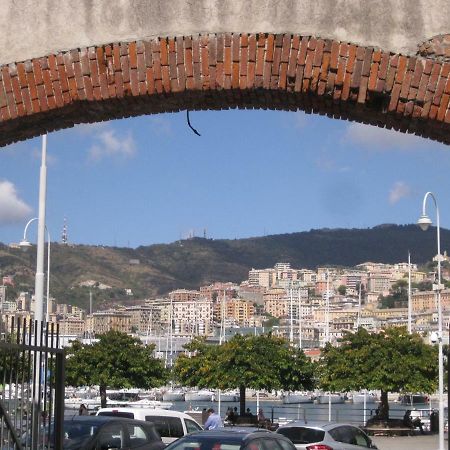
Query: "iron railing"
0 316 65 450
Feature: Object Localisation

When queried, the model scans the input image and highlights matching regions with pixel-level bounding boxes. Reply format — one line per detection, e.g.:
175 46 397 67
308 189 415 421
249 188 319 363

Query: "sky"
0 109 449 248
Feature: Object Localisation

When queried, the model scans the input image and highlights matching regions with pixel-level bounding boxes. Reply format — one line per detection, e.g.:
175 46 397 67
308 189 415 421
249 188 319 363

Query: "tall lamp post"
417 191 445 450
20 217 51 323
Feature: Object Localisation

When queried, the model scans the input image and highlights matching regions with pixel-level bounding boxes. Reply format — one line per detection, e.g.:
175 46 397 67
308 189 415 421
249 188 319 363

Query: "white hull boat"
163 390 185 402
185 390 214 402
282 392 314 404
316 394 345 404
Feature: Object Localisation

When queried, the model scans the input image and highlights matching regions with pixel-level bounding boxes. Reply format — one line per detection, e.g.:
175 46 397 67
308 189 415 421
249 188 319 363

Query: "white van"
96 407 203 444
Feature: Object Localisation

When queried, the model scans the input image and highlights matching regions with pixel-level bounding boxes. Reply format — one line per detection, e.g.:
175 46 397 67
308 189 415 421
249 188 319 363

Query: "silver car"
276 421 378 449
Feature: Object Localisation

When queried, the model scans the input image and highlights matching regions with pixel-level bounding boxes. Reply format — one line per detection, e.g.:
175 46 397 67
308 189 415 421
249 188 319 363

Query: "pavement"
372 434 439 450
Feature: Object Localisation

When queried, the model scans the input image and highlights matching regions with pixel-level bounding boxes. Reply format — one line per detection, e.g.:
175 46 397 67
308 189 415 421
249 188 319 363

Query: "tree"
337 285 346 295
319 327 438 420
65 331 168 407
379 279 408 309
174 334 315 415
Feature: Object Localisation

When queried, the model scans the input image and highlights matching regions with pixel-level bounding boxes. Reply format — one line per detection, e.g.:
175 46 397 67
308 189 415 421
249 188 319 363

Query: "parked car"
164 428 297 450
55 415 165 449
276 421 378 449
96 407 203 444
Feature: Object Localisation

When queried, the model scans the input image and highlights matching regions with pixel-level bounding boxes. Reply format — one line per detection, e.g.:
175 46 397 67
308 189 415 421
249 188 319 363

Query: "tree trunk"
239 385 246 416
378 390 389 420
100 385 107 408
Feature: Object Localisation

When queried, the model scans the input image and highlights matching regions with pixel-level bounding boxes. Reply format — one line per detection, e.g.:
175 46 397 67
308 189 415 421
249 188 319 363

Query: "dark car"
164 428 297 450
54 415 165 449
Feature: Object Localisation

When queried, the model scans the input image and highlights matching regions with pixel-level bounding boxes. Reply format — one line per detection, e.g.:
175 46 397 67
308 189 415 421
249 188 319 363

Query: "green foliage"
379 280 409 309
174 334 315 392
65 331 168 389
262 314 280 328
319 327 438 395
337 285 346 295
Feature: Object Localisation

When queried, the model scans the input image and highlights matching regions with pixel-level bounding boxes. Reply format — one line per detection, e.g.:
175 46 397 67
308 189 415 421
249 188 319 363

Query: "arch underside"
0 33 449 147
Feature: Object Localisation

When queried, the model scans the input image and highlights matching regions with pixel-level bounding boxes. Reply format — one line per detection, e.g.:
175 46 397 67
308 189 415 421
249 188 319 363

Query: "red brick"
224 47 232 75
298 37 308 66
388 83 401 111
266 34 275 62
357 76 369 103
330 41 339 70
129 42 137 69
395 56 407 83
368 62 379 91
281 35 291 63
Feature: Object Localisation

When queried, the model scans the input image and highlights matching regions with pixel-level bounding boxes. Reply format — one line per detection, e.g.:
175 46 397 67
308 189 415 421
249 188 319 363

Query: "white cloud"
0 181 32 224
88 129 136 162
389 181 412 204
344 122 438 151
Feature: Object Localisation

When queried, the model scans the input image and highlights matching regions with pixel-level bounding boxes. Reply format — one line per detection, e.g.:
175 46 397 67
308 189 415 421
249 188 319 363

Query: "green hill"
0 224 447 309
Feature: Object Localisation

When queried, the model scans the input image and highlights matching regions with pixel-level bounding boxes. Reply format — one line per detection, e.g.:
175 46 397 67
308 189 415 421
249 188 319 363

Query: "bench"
363 426 415 436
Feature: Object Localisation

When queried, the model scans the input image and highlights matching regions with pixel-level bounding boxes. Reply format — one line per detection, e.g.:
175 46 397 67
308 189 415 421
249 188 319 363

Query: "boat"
162 389 185 402
282 392 314 404
351 392 378 404
214 390 239 402
184 389 215 402
315 393 345 404
128 399 173 409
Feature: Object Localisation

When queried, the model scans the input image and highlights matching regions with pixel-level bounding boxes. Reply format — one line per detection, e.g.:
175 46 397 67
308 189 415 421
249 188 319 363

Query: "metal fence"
0 317 65 450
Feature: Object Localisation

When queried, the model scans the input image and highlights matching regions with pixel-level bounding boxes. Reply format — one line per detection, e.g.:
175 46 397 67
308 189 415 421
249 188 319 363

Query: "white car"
276 421 378 449
96 407 203 444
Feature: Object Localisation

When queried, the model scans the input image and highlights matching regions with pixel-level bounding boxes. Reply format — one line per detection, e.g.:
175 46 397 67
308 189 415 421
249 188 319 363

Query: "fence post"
54 350 65 450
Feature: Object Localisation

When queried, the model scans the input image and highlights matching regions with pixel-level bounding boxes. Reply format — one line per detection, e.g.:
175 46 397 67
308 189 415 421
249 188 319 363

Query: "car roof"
96 407 194 419
182 428 274 440
277 421 361 431
65 415 154 426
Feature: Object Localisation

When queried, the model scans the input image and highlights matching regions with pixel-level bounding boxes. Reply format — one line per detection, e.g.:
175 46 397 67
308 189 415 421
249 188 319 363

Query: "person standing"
204 408 223 430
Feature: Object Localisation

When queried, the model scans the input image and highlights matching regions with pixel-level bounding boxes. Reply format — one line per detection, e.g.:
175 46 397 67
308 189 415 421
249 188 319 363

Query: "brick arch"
0 33 449 148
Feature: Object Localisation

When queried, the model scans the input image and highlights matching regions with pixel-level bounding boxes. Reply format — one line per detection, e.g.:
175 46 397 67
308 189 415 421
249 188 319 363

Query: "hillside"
0 224 448 309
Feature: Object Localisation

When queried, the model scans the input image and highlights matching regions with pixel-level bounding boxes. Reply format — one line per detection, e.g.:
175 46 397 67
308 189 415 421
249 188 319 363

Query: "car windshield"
63 422 99 449
277 427 325 444
167 436 242 450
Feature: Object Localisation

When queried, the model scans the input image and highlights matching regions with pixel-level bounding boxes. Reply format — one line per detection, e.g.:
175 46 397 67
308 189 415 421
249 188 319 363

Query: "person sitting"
403 410 424 434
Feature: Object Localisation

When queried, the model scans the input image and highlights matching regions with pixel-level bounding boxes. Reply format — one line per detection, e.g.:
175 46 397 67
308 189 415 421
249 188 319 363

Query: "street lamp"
417 191 445 450
20 217 51 323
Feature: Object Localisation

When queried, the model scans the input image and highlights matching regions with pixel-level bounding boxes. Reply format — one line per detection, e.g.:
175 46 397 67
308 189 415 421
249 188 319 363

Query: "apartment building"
367 272 392 294
412 289 450 313
248 268 276 288
199 282 238 301
264 288 289 318
224 298 255 325
168 289 201 302
85 310 132 335
171 299 213 336
58 316 85 336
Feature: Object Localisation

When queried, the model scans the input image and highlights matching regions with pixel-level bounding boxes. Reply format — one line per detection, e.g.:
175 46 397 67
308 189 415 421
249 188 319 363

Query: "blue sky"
0 110 449 248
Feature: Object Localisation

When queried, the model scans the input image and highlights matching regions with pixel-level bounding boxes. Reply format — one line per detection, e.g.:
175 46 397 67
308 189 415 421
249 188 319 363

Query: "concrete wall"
1 0 449 66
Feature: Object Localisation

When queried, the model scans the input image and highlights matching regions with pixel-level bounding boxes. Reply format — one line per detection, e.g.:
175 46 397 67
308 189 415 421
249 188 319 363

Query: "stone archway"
0 33 449 147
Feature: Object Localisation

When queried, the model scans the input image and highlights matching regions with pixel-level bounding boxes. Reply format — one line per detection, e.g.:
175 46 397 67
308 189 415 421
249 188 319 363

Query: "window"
185 419 202 433
277 427 325 444
351 427 371 447
243 439 265 450
95 423 124 450
98 411 135 420
144 416 184 438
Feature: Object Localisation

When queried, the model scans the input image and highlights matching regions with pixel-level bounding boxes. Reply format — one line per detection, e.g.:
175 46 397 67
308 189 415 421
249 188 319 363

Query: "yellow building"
412 289 450 313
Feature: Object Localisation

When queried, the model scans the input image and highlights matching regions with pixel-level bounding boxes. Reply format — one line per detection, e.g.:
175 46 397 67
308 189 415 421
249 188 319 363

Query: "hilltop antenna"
61 217 68 244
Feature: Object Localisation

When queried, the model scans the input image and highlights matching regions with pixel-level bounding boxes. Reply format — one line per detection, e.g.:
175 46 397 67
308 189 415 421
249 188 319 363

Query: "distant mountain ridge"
0 224 448 309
